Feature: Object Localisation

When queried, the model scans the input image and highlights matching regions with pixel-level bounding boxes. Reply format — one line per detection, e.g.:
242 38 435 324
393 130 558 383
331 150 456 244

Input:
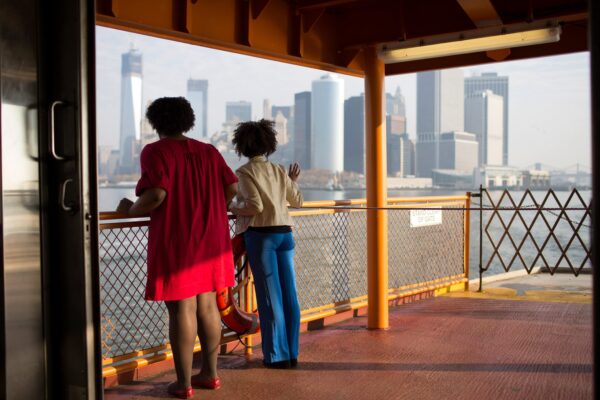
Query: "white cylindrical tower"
311 73 344 172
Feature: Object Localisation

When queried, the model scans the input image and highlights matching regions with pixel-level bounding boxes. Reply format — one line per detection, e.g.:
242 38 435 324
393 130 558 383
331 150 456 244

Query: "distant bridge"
523 163 591 174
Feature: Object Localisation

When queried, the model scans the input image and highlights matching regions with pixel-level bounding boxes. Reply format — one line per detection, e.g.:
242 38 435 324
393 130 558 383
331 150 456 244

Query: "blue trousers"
244 231 300 363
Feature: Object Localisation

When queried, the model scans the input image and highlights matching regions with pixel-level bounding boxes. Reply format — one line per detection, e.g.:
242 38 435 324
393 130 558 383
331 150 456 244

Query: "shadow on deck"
104 273 593 400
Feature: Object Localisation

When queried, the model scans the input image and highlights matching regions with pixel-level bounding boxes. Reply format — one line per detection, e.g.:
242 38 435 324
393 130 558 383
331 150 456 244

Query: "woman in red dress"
117 97 238 399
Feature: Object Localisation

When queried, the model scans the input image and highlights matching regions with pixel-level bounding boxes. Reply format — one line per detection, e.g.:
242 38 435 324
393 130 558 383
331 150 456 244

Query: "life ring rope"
216 235 260 335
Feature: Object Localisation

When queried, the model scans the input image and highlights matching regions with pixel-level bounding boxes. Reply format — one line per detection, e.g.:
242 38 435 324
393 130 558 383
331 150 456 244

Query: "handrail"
98 195 470 221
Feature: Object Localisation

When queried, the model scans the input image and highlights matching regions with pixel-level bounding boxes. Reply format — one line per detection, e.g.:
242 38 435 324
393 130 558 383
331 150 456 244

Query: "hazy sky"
96 26 591 170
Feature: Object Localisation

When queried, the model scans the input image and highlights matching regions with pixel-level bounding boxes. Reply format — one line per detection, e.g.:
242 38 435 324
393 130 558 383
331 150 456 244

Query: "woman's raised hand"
288 162 301 182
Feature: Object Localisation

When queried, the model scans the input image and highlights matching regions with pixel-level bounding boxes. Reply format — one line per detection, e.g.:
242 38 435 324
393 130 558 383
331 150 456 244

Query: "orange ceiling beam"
95 0 366 76
96 0 588 77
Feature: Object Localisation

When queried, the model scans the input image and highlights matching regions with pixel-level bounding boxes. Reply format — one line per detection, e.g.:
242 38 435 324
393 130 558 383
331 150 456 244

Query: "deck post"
364 46 389 329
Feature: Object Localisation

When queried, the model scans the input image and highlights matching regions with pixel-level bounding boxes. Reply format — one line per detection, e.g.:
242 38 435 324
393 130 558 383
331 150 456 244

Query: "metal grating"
479 188 592 283
388 206 465 289
293 211 368 309
99 225 168 358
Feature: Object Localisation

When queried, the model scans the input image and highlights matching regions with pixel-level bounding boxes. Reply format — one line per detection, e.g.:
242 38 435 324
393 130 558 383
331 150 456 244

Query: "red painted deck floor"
105 289 593 400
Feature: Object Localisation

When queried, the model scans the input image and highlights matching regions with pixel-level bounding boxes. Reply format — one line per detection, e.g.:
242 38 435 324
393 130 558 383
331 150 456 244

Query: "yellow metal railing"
98 195 469 378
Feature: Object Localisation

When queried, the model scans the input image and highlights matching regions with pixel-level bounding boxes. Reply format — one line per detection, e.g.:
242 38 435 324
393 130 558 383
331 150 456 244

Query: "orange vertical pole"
364 46 389 329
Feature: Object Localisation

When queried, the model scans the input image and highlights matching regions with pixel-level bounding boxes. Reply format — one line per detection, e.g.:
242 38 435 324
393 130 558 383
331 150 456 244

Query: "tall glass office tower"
344 95 364 174
416 69 464 177
465 72 509 165
118 48 143 173
465 89 504 167
294 91 311 169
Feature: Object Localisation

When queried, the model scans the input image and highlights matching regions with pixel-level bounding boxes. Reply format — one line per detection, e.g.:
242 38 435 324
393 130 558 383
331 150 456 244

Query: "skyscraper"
402 135 416 177
311 74 344 172
386 86 406 117
118 48 143 173
465 90 504 166
386 114 408 176
344 95 364 174
438 131 478 171
186 79 208 140
465 72 509 165
272 105 293 121
273 111 289 145
294 91 311 169
416 69 464 177
226 101 252 123
263 98 272 119
272 105 294 139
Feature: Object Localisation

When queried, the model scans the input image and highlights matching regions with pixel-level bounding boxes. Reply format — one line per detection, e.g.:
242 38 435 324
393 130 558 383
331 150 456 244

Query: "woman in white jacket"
229 119 303 369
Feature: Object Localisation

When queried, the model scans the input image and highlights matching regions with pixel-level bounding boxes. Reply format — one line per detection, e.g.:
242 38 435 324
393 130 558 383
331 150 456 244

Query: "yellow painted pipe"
244 266 254 355
364 46 389 329
464 195 471 290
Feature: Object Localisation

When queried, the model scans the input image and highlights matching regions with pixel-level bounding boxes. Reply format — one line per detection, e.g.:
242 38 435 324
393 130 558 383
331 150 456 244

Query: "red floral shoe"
167 383 194 399
191 375 222 390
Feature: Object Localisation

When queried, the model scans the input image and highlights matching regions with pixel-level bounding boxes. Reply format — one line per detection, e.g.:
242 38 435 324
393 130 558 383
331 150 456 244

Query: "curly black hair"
145 97 195 137
232 119 278 158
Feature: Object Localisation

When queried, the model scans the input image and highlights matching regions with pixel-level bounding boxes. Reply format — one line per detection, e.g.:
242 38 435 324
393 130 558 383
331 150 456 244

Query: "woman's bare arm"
224 182 238 207
117 187 167 217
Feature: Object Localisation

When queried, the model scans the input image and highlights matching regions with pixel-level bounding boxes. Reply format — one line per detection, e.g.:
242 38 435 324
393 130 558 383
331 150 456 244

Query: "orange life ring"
216 235 260 335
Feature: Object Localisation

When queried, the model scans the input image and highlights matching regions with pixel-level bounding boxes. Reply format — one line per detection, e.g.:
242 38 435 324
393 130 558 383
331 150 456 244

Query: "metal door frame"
37 0 102 398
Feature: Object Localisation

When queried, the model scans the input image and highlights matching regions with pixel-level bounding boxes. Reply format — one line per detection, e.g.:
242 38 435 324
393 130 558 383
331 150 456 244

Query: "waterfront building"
226 100 252 123
465 72 509 165
416 69 464 178
344 95 365 174
118 47 143 174
438 131 478 171
294 91 311 169
432 169 474 189
186 79 208 140
521 169 551 189
465 89 504 167
311 74 344 172
473 165 522 189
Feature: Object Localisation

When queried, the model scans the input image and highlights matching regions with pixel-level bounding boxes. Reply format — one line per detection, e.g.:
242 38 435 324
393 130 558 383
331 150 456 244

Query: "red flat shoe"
167 383 194 399
191 375 221 390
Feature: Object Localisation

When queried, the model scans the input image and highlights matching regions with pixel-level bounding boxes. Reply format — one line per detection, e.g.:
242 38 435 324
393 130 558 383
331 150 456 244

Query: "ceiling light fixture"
380 26 561 63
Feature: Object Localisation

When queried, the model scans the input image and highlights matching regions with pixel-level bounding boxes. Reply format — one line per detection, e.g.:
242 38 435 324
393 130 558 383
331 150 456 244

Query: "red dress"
135 138 238 301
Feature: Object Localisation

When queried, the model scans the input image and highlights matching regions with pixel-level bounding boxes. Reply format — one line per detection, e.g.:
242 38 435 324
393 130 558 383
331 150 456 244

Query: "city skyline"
97 26 591 169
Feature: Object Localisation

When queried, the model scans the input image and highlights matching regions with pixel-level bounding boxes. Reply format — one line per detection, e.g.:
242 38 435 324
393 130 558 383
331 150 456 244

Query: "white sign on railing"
410 209 442 228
